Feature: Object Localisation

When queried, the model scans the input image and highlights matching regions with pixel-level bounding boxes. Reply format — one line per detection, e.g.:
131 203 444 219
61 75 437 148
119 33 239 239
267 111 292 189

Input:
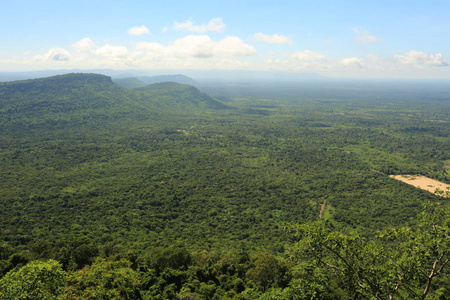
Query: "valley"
0 74 449 299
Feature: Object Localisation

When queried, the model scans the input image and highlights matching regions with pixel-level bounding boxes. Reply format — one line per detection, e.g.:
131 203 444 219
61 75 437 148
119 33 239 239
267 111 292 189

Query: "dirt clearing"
389 175 450 196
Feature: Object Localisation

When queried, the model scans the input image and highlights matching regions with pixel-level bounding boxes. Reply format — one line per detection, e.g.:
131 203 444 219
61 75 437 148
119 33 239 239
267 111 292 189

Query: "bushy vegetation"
0 74 449 298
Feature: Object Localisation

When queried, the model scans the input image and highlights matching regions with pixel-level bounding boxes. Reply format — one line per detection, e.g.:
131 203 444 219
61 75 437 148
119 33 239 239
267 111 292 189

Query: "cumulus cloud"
95 44 129 57
39 35 256 70
174 18 226 33
33 47 71 62
137 35 256 59
170 35 217 58
72 38 95 52
340 57 366 68
214 36 257 56
135 42 165 54
395 50 448 67
10 32 449 78
252 33 293 44
73 38 129 58
128 25 150 36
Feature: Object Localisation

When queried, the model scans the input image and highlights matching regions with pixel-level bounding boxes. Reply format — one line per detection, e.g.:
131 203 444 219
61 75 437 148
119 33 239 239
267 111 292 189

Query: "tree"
246 253 289 292
140 247 192 273
63 258 141 299
0 259 65 300
286 200 450 299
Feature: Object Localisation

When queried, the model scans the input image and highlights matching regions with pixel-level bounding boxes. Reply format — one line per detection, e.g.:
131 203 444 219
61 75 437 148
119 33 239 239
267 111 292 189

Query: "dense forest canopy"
0 73 449 299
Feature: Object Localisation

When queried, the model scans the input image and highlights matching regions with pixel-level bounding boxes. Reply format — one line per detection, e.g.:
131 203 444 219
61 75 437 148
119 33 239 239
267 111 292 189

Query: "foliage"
63 258 141 299
286 200 450 299
139 247 192 273
0 259 65 300
245 253 290 291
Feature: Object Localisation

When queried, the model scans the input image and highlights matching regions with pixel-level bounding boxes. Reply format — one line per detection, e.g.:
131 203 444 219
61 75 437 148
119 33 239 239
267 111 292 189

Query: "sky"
1 0 450 79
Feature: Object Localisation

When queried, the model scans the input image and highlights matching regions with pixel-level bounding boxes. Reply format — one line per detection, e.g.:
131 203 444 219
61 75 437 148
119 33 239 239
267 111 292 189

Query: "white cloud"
395 50 448 67
340 57 366 68
252 33 293 44
33 47 71 62
136 35 256 59
20 35 256 70
72 38 95 52
128 25 150 36
290 50 326 61
95 45 129 57
6 34 450 78
170 35 217 58
72 38 129 59
135 42 165 54
129 35 256 70
214 36 257 56
174 18 226 33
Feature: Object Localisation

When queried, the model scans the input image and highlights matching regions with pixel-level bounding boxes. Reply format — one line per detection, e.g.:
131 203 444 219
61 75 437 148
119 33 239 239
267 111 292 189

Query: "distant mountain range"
138 74 197 85
112 74 197 89
0 69 326 83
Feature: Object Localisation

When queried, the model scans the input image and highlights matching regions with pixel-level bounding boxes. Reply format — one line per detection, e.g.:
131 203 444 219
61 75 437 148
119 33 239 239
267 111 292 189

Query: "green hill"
136 81 229 111
0 73 144 125
113 74 197 89
0 73 229 131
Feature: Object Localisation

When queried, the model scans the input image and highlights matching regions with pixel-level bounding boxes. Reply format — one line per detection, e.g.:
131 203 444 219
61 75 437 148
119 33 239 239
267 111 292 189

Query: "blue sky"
1 0 449 78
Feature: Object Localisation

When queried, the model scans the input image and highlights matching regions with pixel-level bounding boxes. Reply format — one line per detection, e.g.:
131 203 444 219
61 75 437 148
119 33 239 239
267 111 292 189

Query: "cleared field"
390 175 450 196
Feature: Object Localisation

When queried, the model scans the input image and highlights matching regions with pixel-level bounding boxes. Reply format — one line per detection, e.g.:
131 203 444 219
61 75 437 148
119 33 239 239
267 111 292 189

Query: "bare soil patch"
389 175 450 196
319 199 326 219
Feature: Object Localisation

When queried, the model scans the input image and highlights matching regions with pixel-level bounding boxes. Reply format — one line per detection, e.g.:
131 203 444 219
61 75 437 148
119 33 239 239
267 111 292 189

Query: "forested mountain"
0 73 228 131
0 74 145 126
0 74 449 299
113 74 197 89
136 82 229 110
